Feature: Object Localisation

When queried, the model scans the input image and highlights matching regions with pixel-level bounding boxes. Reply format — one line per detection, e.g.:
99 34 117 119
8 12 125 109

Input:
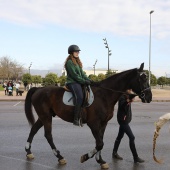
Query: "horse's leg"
25 118 43 159
43 116 66 165
94 123 109 169
81 123 109 169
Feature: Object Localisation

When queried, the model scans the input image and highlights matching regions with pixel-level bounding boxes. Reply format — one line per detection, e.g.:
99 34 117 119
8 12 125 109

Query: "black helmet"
68 45 81 54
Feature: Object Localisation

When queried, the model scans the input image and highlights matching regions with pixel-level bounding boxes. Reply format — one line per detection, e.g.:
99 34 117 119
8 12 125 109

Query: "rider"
64 45 91 126
112 89 145 163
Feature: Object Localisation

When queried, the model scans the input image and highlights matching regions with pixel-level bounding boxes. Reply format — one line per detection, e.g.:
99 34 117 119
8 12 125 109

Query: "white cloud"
0 0 170 38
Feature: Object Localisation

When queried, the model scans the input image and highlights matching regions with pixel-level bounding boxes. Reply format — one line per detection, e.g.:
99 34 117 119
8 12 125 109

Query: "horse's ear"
139 63 144 72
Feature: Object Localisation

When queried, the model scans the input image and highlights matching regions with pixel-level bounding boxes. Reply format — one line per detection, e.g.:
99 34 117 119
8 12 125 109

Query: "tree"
22 73 32 84
32 75 42 86
144 70 157 86
0 56 23 80
166 78 170 85
88 74 98 81
97 73 105 81
43 73 58 86
58 75 66 86
157 76 166 87
105 69 116 78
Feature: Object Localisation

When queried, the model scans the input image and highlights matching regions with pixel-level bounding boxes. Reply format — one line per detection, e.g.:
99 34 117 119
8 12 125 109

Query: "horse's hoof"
80 155 87 163
59 159 67 165
27 153 34 159
101 163 109 169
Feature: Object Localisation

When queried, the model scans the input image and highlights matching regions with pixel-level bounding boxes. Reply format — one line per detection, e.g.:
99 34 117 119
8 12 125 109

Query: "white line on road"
13 101 21 107
0 155 56 169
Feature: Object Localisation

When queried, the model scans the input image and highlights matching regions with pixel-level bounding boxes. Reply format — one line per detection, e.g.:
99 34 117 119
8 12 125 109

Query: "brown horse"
24 63 152 169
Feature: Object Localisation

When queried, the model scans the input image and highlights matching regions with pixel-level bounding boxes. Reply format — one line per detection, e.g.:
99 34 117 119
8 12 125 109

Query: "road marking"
13 101 21 106
0 155 56 169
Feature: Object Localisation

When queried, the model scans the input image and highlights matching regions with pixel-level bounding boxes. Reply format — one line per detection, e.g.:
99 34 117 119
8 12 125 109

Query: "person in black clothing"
112 89 144 163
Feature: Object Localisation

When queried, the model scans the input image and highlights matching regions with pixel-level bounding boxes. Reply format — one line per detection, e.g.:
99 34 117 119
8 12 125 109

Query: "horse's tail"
153 126 163 164
153 114 170 163
25 87 38 126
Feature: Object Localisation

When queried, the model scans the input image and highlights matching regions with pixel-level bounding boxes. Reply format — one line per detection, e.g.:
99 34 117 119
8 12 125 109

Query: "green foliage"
144 70 157 86
105 70 116 78
58 75 66 86
166 78 170 85
157 76 166 87
32 75 42 86
88 74 98 81
43 73 58 86
22 73 32 84
151 74 157 86
97 73 105 81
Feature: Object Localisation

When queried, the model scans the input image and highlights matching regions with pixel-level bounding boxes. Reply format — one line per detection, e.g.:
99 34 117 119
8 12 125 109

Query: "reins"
98 86 135 96
97 86 151 98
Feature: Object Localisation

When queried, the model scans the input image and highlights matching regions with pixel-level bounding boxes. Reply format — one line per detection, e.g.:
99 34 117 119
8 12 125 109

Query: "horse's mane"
92 68 138 87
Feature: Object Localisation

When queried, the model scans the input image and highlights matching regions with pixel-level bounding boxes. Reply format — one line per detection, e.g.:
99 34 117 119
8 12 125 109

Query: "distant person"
15 81 20 96
3 81 7 95
24 82 28 90
8 85 13 96
112 89 144 163
7 81 14 91
64 45 92 126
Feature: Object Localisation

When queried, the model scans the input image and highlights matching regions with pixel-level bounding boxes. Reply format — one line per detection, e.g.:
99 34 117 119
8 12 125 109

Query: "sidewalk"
0 91 26 101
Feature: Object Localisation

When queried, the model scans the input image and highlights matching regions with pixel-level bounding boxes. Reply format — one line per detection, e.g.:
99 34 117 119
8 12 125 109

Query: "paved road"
0 101 170 170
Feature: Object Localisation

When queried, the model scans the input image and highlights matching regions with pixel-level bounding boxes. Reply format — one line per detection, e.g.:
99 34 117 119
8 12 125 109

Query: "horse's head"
130 63 152 103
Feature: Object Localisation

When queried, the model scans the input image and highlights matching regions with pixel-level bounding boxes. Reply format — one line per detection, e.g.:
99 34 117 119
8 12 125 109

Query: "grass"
0 85 16 91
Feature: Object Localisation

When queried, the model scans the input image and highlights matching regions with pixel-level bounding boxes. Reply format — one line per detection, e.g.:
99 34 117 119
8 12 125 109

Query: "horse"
24 63 152 169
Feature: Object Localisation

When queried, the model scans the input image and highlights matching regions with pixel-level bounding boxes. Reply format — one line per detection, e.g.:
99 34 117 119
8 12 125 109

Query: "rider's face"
73 51 80 58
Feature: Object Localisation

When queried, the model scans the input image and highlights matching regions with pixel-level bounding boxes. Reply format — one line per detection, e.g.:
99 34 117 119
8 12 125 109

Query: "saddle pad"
63 87 94 107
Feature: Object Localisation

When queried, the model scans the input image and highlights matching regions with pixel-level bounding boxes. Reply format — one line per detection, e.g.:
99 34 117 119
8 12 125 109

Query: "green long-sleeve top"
65 59 89 84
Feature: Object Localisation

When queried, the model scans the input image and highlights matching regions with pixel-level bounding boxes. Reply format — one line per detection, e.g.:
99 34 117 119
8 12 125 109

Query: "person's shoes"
134 157 145 163
112 152 123 160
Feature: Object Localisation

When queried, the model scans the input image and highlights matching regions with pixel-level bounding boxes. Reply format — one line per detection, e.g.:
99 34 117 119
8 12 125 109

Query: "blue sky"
0 0 170 77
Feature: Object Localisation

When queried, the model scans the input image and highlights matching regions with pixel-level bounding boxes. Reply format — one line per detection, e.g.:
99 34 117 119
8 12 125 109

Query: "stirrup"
73 118 83 127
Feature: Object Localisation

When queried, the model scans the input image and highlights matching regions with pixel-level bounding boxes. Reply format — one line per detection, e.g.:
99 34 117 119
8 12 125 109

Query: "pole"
149 10 154 85
93 60 97 75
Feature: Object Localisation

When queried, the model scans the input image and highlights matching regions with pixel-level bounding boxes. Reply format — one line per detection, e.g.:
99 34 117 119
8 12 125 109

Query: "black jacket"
117 95 132 125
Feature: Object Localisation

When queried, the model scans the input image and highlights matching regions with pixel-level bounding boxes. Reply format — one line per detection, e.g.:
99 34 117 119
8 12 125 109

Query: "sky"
0 0 170 77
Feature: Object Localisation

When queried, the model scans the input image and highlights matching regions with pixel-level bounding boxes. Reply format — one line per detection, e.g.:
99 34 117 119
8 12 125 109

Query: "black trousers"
67 83 83 106
114 124 138 158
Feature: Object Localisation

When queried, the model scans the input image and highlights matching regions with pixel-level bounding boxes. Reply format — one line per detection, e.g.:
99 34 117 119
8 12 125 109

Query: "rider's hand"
85 80 91 85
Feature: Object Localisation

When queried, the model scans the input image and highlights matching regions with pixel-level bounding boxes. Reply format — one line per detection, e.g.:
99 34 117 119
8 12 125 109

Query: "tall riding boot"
130 141 144 163
112 140 123 160
73 104 81 126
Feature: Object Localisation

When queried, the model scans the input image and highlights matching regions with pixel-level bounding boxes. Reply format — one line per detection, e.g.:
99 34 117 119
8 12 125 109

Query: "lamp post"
149 10 154 85
93 59 97 75
28 62 32 74
103 38 112 72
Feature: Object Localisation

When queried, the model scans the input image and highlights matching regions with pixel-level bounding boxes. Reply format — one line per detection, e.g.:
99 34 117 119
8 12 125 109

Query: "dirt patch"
152 89 170 97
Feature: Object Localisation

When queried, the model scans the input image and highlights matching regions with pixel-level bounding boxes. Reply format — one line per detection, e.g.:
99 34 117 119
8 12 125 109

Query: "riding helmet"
68 45 81 54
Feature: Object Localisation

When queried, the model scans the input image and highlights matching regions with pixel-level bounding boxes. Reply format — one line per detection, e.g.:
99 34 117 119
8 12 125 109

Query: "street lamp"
28 62 32 74
93 59 97 75
103 38 112 72
149 10 154 85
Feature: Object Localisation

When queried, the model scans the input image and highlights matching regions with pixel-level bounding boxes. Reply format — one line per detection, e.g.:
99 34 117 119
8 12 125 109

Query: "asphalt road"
0 101 170 170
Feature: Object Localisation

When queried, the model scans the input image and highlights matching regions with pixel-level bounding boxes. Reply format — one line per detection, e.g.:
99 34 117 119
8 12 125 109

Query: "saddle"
62 85 94 107
62 85 94 126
